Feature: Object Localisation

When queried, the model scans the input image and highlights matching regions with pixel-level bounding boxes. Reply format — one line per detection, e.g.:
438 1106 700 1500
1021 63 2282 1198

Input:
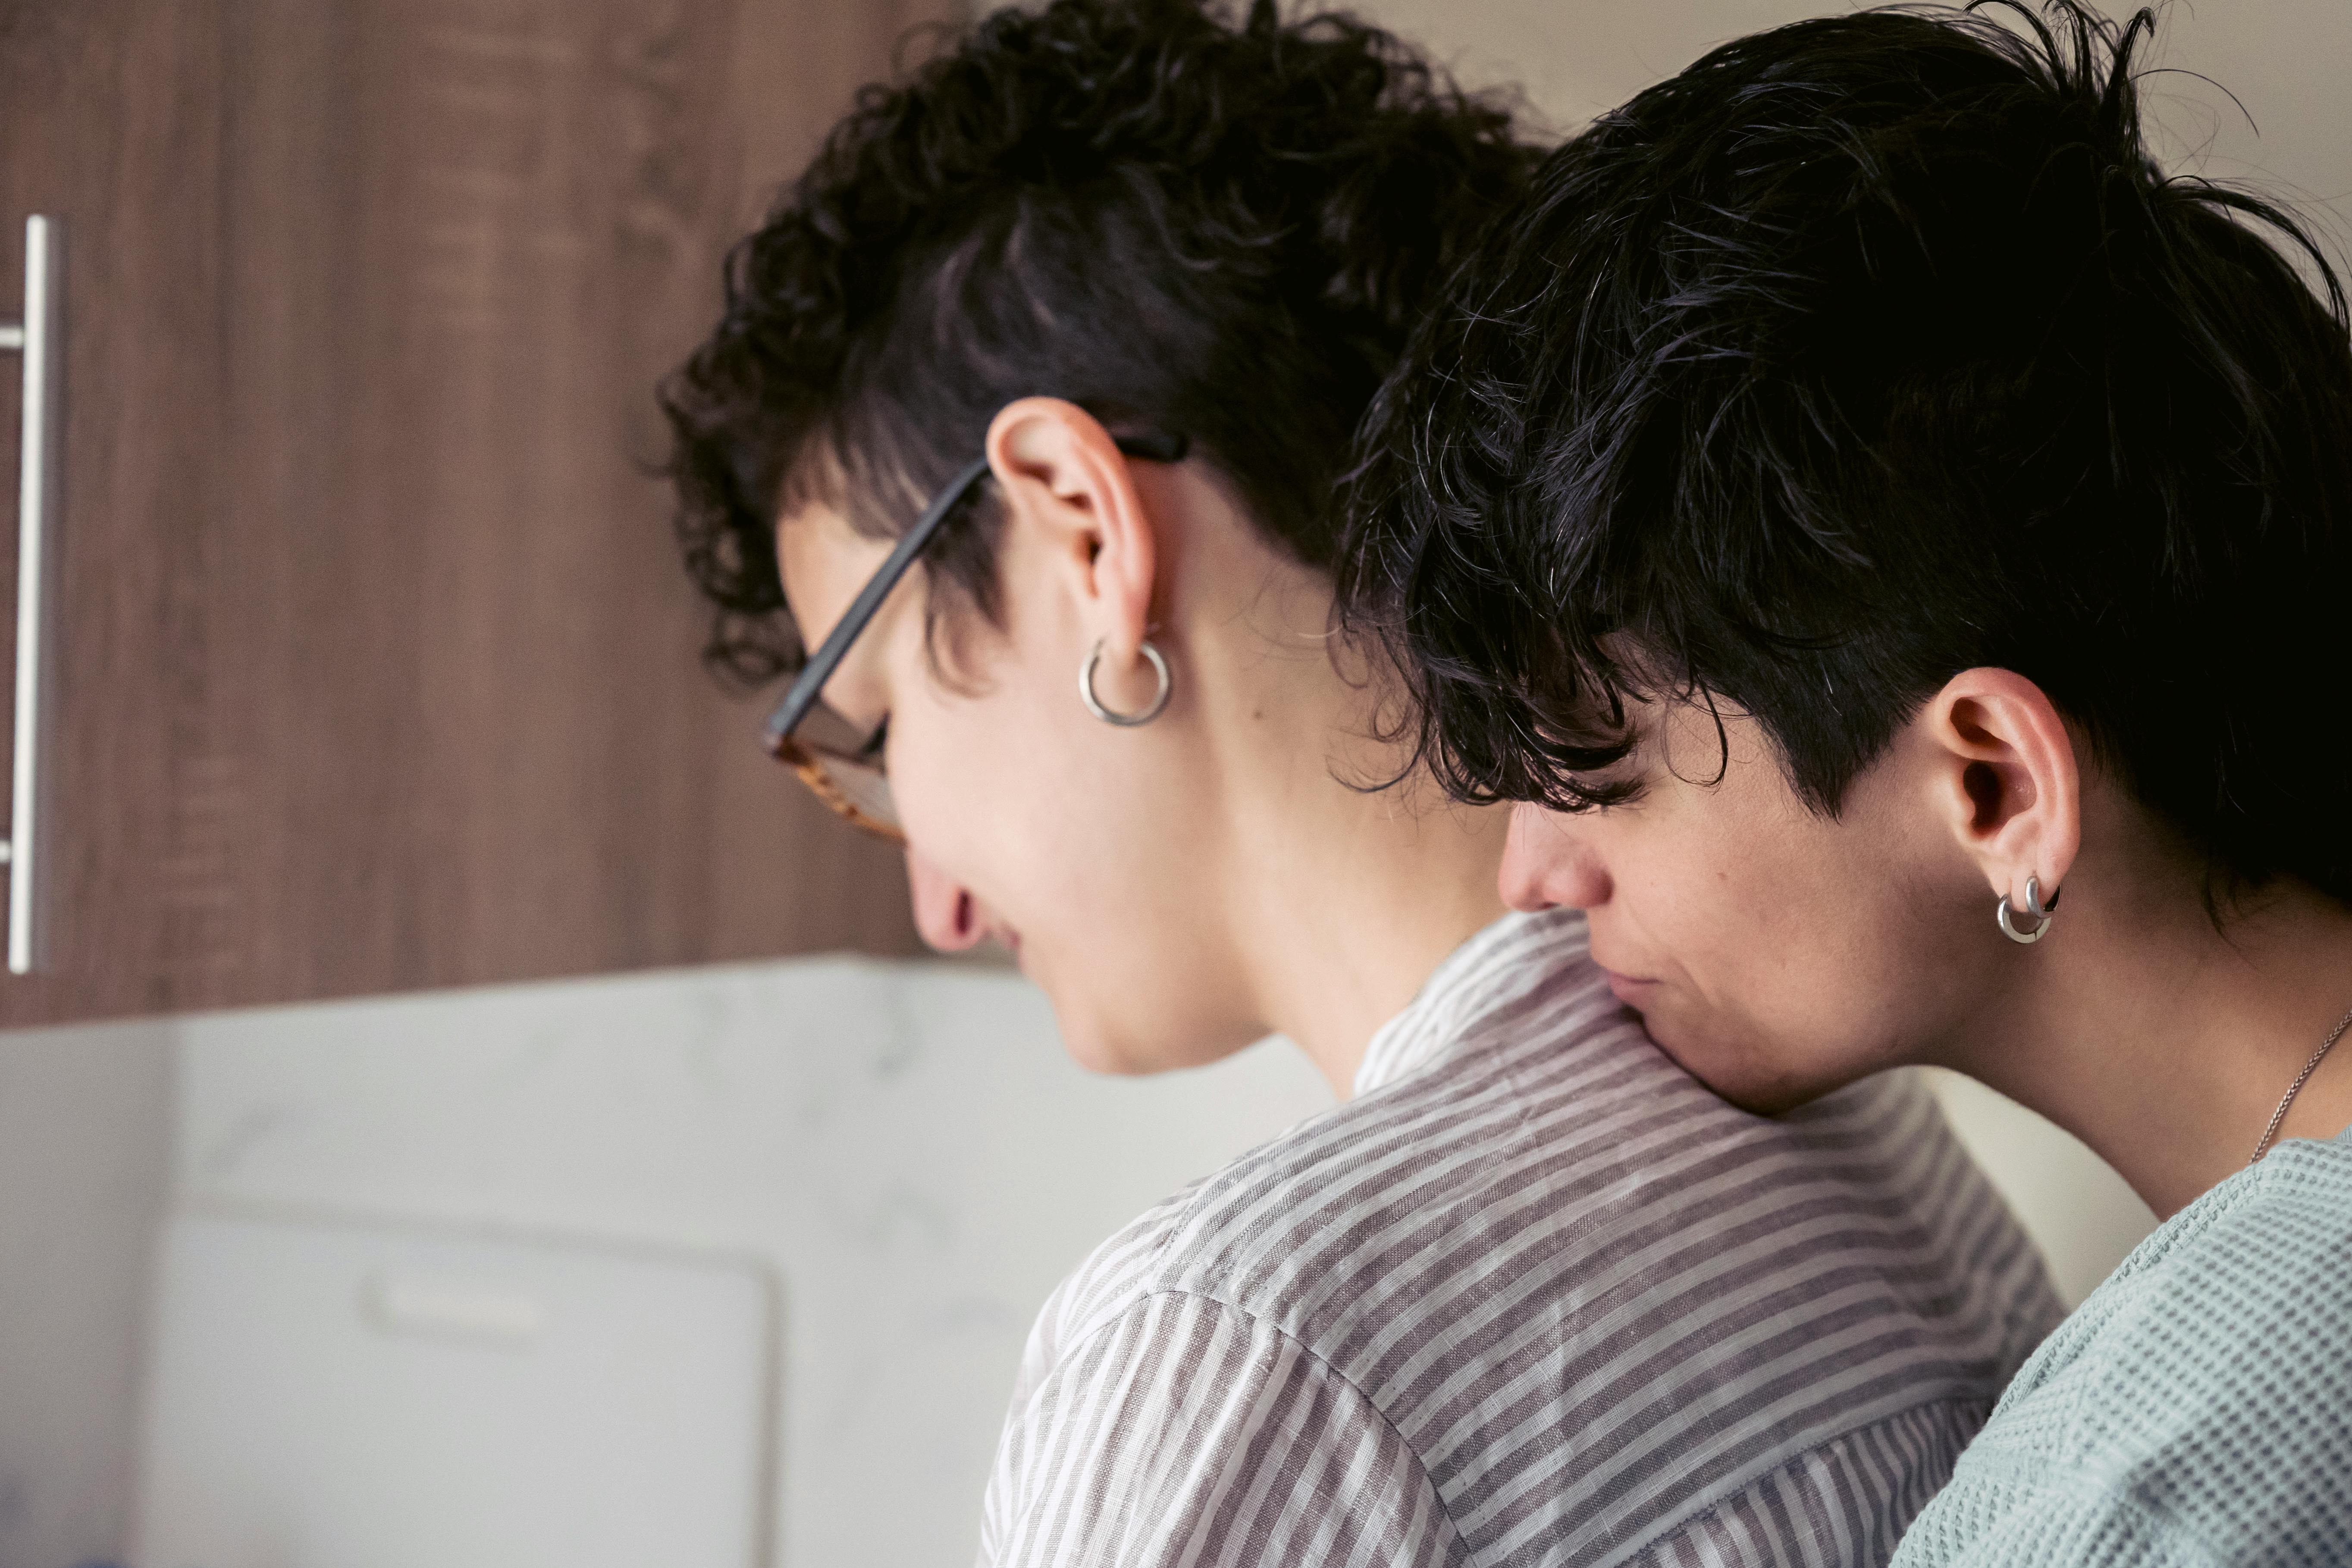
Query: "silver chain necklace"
2249 1001 2352 1164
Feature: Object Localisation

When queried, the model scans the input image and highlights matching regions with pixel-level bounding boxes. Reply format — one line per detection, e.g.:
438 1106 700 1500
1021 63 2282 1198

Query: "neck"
1951 813 2352 1216
1242 773 1508 1099
1191 587 1508 1100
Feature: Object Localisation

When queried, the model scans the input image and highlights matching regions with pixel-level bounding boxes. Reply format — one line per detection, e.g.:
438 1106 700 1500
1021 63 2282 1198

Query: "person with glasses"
661 3 2060 1563
1345 4 2352 1564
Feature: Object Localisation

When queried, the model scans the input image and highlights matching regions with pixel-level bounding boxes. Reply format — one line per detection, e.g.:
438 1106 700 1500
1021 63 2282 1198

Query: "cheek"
886 681 1067 910
1601 798 1799 973
884 655 1188 944
1610 783 1946 1107
882 654 1242 1072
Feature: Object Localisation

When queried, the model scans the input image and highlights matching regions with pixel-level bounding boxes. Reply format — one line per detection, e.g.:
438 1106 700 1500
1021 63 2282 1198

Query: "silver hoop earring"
1080 638 1172 727
1997 875 2060 944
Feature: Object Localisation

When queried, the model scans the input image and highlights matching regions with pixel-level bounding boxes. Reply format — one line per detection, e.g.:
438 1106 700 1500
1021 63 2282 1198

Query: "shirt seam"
1019 1282 1469 1557
1024 1289 1992 1567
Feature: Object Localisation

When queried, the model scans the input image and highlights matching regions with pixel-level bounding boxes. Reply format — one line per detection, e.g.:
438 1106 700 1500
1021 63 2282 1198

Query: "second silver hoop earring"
1997 874 2060 945
1080 638 1173 727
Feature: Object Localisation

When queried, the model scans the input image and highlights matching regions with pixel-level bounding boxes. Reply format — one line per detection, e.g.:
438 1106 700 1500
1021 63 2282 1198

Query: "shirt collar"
1352 906 1592 1098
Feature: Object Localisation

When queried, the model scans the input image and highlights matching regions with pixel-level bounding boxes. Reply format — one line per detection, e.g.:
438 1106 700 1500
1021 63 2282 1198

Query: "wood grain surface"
0 0 945 1025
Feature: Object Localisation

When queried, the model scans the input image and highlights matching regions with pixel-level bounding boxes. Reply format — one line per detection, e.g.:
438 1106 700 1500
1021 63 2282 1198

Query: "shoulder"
1139 1022 2042 1367
1025 939 1660 1351
1897 1135 2352 1566
1013 977 2056 1562
1145 947 1686 1324
1033 948 2052 1382
2016 1131 2352 1405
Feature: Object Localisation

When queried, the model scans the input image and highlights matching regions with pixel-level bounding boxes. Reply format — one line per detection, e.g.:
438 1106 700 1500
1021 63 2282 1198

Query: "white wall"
0 1030 173 1568
163 957 1332 1568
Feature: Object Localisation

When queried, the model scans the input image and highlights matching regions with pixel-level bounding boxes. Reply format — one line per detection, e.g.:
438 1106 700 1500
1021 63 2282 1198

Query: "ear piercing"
1080 638 1173 727
1997 875 2059 944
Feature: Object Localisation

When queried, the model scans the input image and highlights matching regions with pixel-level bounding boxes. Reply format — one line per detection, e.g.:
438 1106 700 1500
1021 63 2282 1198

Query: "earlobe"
1920 668 2083 917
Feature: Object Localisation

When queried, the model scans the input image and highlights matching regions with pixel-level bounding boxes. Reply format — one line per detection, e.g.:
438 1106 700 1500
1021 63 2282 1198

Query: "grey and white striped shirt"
978 909 2062 1568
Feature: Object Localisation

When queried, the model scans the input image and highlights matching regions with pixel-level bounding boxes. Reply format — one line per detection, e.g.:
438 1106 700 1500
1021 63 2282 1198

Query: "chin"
1637 1009 1839 1116
1061 1035 1170 1078
1046 990 1246 1081
1047 999 1189 1079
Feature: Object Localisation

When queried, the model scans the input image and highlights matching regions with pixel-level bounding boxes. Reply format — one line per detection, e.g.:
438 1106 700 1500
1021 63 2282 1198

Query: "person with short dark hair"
1345 3 2352 1561
665 2 2060 1561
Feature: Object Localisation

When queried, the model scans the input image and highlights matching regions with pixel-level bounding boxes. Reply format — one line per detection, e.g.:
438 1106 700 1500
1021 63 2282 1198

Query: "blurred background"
0 1 2339 1565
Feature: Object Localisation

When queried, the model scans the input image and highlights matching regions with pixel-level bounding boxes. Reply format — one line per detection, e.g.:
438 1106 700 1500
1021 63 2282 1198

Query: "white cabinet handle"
1 216 58 975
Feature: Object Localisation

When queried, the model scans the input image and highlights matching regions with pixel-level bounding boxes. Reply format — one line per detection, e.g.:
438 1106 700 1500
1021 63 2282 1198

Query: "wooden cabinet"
0 0 935 1026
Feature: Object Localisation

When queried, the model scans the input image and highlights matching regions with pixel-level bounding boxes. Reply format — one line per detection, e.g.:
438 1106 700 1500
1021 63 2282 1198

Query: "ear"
984 398 1159 666
1916 668 2082 910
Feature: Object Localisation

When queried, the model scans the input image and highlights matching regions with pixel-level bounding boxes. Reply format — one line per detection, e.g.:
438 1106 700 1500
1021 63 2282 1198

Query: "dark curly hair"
660 0 1538 684
1342 2 2352 904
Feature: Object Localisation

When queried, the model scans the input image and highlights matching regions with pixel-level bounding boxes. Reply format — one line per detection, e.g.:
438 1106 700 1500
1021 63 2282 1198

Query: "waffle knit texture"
1892 1123 2352 1566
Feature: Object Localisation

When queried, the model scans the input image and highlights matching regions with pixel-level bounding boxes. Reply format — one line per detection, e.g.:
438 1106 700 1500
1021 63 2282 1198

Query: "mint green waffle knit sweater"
1891 1123 2352 1567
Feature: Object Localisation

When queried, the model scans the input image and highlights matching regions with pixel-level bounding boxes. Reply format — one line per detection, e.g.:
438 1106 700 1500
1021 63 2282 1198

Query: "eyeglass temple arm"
763 454 988 753
762 433 1188 752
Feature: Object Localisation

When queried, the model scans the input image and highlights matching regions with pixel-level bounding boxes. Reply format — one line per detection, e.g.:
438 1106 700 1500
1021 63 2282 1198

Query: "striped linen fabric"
977 909 2064 1568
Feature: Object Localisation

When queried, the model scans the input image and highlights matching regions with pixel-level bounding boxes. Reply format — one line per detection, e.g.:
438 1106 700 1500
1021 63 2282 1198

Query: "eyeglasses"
764 430 1189 842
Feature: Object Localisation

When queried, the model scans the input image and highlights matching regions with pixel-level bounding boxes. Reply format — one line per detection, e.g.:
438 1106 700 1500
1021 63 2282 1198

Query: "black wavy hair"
661 0 1537 684
1342 2 2352 904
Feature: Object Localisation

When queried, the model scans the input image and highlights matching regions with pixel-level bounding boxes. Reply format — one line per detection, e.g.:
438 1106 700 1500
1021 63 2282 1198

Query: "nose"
1499 802 1613 913
904 847 990 953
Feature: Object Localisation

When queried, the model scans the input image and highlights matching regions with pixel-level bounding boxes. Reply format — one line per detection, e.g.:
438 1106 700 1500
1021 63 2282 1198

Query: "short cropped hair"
662 0 1536 684
1343 2 2352 903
